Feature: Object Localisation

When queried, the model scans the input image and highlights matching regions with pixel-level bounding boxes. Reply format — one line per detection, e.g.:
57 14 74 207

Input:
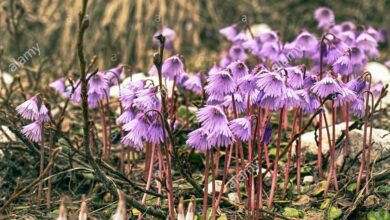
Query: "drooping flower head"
133 87 161 113
49 77 66 95
184 73 203 95
229 45 247 61
333 54 353 76
21 121 42 143
186 128 210 152
219 24 238 41
292 31 318 57
121 114 150 150
38 101 50 123
207 123 235 147
153 26 176 50
260 121 272 145
162 55 185 80
311 75 343 98
256 71 286 98
314 7 335 30
16 96 39 121
227 60 249 80
350 97 365 118
146 121 166 144
205 70 236 96
196 105 228 132
105 66 122 85
346 78 366 95
116 107 137 125
229 117 252 141
333 83 357 107
286 66 304 89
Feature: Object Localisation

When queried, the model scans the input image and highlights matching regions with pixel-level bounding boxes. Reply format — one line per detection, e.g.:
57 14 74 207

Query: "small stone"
228 192 240 204
261 168 272 180
207 180 227 194
303 176 314 185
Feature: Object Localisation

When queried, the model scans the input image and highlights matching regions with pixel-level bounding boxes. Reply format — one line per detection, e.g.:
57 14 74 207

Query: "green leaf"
301 166 312 174
217 214 228 220
326 206 342 219
283 207 300 218
346 183 356 192
367 208 390 220
377 185 390 194
311 180 327 196
320 199 331 210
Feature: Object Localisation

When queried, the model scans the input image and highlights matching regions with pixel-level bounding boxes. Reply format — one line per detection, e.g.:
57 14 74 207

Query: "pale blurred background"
0 0 389 78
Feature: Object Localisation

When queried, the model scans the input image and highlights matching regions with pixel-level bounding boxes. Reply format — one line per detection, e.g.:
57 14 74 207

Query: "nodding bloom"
296 89 310 110
229 45 247 61
229 117 252 141
16 96 39 120
196 105 228 132
66 79 82 103
371 81 383 97
207 123 235 147
303 74 318 88
176 71 189 88
277 87 301 109
305 93 321 114
260 121 272 145
105 66 122 85
259 42 280 60
219 24 238 41
121 114 150 150
227 60 249 80
133 87 161 113
336 31 356 47
346 78 366 95
208 65 222 75
38 102 50 122
21 121 42 142
257 71 286 98
238 74 258 94
162 55 185 80
333 84 357 107
87 72 110 108
311 75 343 98
184 73 203 95
116 107 136 125
88 72 110 95
286 66 304 89
350 97 365 118
293 31 318 57
119 87 138 110
356 31 378 52
233 31 249 44
325 46 344 65
49 77 66 95
314 7 335 30
206 93 225 105
259 31 279 43
153 26 176 50
333 54 353 76
186 128 210 151
146 121 166 144
205 70 236 96
222 93 246 113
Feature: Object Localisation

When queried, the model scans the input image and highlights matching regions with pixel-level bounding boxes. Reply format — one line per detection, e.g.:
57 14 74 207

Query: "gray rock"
303 176 314 185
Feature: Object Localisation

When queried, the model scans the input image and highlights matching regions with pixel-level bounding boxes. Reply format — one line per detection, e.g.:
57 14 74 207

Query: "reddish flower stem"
296 109 303 195
98 101 109 161
139 143 156 220
282 108 298 198
202 150 210 220
37 123 45 207
267 108 284 209
215 144 233 208
211 151 216 220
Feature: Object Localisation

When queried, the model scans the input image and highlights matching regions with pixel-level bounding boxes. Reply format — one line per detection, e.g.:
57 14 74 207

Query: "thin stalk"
296 109 303 195
215 144 233 208
202 151 210 220
139 143 156 220
267 108 284 209
37 123 45 207
211 151 216 220
282 108 298 198
98 101 109 161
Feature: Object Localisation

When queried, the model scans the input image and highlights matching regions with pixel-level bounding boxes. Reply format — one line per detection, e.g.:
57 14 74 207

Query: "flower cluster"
16 96 50 142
